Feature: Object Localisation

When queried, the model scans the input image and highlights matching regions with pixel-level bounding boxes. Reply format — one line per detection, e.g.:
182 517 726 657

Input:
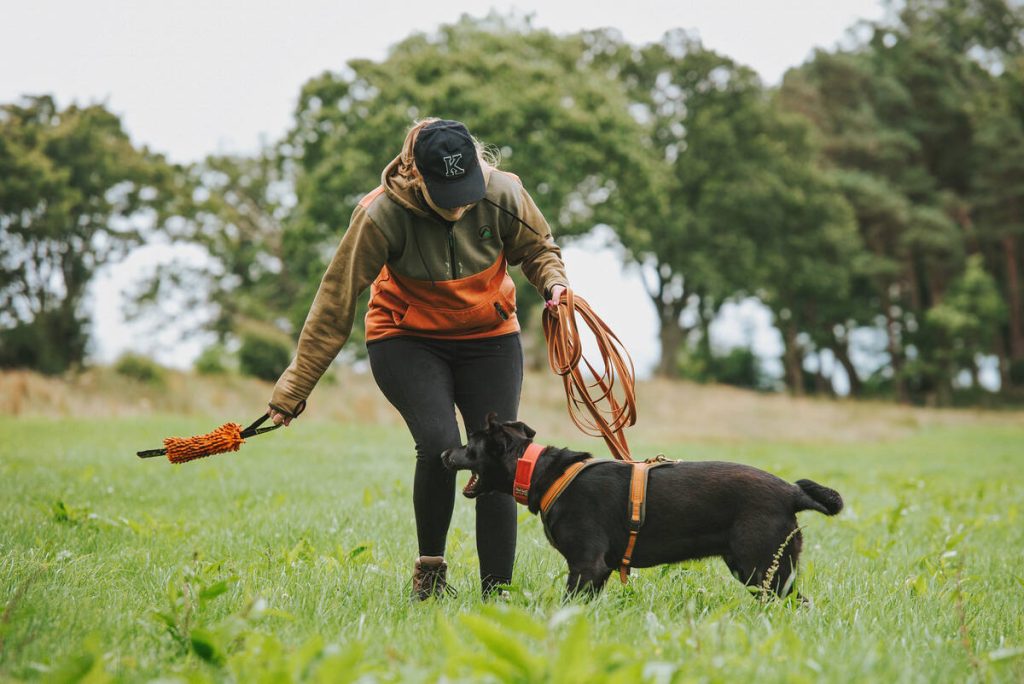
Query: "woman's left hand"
545 284 566 311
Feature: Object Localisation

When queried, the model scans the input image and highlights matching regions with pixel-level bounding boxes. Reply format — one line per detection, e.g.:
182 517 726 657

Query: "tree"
280 15 653 352
747 132 863 397
775 0 1021 402
892 0 1019 395
581 30 807 377
129 149 302 352
924 254 1006 402
0 95 176 373
970 53 1024 390
779 46 931 399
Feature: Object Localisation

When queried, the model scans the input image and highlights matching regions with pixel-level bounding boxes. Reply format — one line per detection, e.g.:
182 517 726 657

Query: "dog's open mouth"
462 473 480 498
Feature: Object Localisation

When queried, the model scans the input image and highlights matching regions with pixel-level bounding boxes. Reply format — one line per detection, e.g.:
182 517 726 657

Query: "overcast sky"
2 0 888 163
2 0 888 378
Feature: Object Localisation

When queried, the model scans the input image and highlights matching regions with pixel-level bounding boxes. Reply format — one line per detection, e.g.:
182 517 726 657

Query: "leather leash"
542 288 637 462
541 289 678 582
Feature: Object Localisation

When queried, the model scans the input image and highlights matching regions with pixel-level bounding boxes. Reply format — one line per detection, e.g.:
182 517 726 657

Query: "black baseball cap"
413 120 486 209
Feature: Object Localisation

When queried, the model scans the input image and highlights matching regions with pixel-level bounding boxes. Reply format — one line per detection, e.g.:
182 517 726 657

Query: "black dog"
441 415 843 599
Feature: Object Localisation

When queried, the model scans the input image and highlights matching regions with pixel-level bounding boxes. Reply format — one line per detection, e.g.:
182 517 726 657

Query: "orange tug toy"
136 409 300 464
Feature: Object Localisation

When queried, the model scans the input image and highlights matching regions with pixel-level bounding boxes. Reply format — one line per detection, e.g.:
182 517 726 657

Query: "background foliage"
2 1 1024 405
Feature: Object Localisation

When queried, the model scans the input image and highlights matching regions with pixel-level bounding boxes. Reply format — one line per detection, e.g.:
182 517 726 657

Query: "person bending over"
267 118 568 599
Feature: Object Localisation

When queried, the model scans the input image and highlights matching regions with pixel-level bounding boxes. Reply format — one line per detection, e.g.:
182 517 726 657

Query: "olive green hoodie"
268 157 568 416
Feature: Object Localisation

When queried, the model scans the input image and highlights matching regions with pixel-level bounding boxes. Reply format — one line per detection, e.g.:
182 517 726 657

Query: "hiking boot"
412 555 457 600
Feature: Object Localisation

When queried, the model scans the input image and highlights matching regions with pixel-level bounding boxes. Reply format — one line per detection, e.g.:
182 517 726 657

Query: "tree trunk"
812 353 834 397
1004 233 1023 363
812 365 827 395
60 245 90 369
656 312 686 378
935 361 954 407
833 340 863 397
881 287 909 402
781 320 804 397
694 292 717 372
647 268 689 379
994 333 1011 392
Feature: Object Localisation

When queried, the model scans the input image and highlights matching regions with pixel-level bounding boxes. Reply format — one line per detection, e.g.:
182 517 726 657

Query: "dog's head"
441 412 536 498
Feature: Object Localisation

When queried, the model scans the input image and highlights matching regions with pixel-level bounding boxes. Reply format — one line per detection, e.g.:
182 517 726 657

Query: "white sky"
2 0 889 380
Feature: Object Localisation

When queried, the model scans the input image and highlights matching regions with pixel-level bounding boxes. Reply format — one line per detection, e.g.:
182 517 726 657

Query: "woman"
266 118 568 599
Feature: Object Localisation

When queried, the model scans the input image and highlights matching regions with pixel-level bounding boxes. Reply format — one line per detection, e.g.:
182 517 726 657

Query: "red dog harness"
513 443 671 583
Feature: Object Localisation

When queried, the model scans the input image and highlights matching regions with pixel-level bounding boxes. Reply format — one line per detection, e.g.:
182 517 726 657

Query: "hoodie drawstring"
483 198 546 238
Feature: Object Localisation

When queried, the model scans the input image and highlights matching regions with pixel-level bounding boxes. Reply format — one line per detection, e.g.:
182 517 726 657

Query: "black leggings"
367 333 523 592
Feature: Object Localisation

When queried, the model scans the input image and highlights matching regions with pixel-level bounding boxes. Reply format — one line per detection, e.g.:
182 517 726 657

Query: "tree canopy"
0 96 178 373
4 2 1023 405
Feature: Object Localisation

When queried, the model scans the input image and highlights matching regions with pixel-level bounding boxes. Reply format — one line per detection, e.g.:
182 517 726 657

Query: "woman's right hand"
268 407 293 427
545 284 567 311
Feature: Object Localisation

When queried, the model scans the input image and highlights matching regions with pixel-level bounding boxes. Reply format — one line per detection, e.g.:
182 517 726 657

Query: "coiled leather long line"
542 288 637 461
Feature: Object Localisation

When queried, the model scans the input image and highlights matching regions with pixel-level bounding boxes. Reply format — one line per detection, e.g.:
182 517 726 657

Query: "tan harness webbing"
539 458 598 514
619 458 674 583
535 454 674 585
537 458 604 549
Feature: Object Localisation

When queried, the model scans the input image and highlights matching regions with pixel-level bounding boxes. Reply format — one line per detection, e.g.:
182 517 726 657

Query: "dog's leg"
727 520 804 600
765 526 802 599
552 521 612 600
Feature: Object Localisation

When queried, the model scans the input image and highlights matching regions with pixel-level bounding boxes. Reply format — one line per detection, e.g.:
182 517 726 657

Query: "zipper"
446 223 458 279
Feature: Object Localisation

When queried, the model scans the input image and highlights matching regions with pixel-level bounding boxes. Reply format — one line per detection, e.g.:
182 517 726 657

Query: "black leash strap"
240 413 281 439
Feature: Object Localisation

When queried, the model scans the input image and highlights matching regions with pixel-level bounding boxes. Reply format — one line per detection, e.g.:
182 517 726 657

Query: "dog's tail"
793 479 843 516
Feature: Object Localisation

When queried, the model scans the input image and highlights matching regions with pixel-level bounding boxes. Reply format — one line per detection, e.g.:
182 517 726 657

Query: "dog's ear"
501 420 536 440
485 412 501 431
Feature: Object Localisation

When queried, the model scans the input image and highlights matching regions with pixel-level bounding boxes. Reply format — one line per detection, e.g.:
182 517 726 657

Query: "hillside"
3 366 1018 448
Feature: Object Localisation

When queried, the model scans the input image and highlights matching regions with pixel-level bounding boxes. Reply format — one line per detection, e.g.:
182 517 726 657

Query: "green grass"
1 415 1022 682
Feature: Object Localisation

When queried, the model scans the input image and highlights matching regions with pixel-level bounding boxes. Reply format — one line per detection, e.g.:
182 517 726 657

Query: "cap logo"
443 153 464 177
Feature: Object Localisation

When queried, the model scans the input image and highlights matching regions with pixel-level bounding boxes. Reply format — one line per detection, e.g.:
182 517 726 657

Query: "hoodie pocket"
395 298 510 335
389 266 519 335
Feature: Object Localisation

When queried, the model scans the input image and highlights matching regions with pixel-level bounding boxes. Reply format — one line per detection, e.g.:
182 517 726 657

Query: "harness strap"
619 462 650 583
540 458 597 514
516 444 675 586
619 458 674 583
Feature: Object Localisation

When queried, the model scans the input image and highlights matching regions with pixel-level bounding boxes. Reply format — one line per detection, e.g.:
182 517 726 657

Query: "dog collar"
513 443 546 505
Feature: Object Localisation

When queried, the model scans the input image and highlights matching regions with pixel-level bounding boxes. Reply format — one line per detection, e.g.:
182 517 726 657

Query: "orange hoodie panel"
365 253 520 342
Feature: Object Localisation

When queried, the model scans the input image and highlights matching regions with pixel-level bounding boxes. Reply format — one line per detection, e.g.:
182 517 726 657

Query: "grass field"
1 370 1023 682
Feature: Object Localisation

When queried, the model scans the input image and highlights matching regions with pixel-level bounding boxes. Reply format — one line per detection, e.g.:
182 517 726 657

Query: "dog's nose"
440 449 452 466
